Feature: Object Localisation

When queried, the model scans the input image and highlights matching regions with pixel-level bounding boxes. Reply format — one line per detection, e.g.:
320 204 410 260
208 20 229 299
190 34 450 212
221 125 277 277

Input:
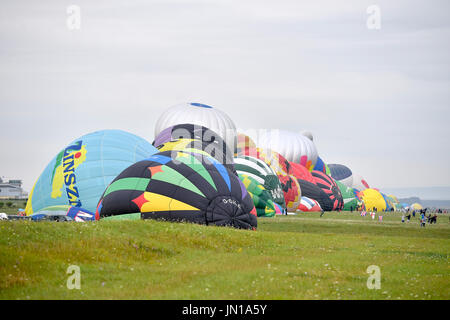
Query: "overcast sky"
1 0 449 193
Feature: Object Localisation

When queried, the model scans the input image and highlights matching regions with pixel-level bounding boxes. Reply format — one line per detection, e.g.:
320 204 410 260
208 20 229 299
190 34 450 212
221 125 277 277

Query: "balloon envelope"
155 138 236 174
257 130 318 171
234 156 285 208
328 164 353 188
154 102 237 153
352 173 370 191
96 150 257 229
310 171 343 211
297 197 322 212
335 180 358 211
30 205 96 222
25 130 158 215
360 189 387 211
279 175 301 211
153 124 234 166
238 173 277 217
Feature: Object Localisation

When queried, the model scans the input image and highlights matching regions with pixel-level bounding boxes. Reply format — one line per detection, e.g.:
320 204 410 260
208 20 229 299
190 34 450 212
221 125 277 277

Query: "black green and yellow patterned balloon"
96 151 257 229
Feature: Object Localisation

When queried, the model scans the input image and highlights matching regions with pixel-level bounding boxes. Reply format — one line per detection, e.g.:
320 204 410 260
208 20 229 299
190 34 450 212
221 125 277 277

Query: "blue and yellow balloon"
25 130 158 215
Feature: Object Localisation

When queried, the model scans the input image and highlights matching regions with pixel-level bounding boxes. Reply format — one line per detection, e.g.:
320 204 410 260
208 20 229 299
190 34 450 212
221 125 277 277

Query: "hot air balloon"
234 156 285 208
155 139 236 174
238 173 277 217
313 156 330 175
388 195 399 204
153 124 234 166
239 148 290 177
410 203 423 210
360 189 387 212
257 130 318 171
154 102 237 153
289 162 315 183
25 130 159 215
279 175 301 212
297 197 322 212
96 150 257 229
381 193 393 211
352 173 370 191
310 171 343 211
236 132 256 156
296 178 329 211
29 205 96 222
335 180 358 211
328 164 353 188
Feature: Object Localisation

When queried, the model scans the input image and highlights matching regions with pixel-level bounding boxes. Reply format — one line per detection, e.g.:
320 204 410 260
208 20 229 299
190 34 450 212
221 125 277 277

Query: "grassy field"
0 211 449 300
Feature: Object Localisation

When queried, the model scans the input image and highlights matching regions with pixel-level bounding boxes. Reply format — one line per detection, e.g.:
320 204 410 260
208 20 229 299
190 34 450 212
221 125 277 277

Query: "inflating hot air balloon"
279 175 301 212
410 203 423 210
388 195 399 204
289 162 315 183
234 156 285 208
155 139 236 174
360 189 386 211
238 173 277 217
154 102 237 153
96 150 257 229
381 193 393 211
352 173 370 191
236 133 257 156
25 130 159 215
310 171 343 211
239 148 290 177
386 195 400 211
328 164 353 188
258 130 318 171
153 124 234 165
296 178 335 212
297 197 322 212
29 205 96 222
335 180 358 211
313 156 330 175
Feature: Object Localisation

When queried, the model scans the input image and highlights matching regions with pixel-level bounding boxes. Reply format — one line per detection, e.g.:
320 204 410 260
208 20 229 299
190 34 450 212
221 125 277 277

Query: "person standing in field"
420 212 426 227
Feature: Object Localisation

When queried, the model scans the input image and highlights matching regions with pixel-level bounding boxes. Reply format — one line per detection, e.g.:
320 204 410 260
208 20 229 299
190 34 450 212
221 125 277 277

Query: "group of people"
402 208 439 227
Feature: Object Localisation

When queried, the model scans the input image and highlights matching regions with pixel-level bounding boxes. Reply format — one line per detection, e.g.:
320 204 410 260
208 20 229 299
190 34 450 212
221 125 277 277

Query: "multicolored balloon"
96 151 257 229
154 102 237 153
239 147 290 177
30 205 96 222
234 156 285 208
155 138 236 174
297 197 322 212
328 164 353 188
236 133 257 156
153 124 234 166
360 189 387 211
352 173 370 191
257 130 318 171
279 175 301 211
238 173 277 217
335 180 358 211
310 171 343 211
25 130 158 215
289 161 315 183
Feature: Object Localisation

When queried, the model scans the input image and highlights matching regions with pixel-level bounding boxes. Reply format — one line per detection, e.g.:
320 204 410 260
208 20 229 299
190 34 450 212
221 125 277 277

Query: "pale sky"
1 0 449 192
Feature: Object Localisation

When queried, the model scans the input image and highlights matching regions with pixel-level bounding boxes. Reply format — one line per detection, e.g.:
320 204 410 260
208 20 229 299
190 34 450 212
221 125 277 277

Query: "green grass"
0 211 449 300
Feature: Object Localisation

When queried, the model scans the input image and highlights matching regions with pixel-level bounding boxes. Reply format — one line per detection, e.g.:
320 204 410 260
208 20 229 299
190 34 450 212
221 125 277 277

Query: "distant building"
0 178 28 199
